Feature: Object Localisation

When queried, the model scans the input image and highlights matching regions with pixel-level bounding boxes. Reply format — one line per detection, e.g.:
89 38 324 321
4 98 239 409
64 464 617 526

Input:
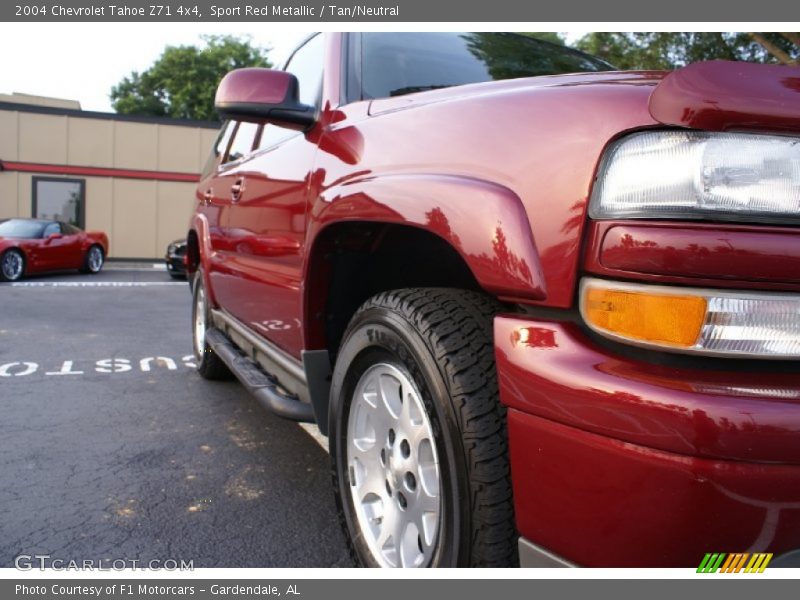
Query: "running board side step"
205 327 315 423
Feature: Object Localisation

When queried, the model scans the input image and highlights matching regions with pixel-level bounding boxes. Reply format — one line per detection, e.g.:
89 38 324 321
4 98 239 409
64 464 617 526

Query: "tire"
329 288 517 568
191 270 231 380
80 245 104 274
0 248 25 282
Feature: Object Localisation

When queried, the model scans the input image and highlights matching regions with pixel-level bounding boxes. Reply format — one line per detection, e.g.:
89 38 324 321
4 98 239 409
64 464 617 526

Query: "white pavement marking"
104 268 170 273
0 356 197 377
8 281 186 287
298 422 329 452
105 263 167 271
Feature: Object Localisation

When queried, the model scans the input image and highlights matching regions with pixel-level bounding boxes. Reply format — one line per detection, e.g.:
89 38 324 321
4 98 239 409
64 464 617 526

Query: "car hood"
370 61 800 135
0 236 31 245
368 70 667 116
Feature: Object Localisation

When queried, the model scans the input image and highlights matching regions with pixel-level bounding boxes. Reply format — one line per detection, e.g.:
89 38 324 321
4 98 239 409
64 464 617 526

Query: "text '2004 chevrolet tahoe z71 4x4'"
186 32 800 568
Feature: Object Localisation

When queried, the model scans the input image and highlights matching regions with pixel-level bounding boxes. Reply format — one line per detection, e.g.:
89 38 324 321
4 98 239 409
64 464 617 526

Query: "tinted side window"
285 34 324 107
257 124 297 151
361 32 613 100
225 122 260 163
201 120 235 178
43 222 60 237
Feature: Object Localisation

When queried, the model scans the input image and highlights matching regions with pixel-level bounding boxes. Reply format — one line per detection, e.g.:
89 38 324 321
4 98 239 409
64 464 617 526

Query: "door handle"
203 189 213 205
231 178 245 202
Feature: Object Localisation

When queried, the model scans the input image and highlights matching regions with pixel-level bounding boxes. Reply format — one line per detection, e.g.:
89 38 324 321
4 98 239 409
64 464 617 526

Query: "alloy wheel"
346 362 441 568
88 246 103 272
194 283 207 359
2 251 23 281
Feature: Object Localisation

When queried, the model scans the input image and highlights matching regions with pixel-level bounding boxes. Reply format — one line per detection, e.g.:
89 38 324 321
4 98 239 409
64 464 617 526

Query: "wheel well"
186 230 200 275
3 246 25 261
305 222 482 360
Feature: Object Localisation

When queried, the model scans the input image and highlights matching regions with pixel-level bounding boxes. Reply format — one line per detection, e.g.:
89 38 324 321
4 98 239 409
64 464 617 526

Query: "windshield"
361 32 615 100
0 219 47 239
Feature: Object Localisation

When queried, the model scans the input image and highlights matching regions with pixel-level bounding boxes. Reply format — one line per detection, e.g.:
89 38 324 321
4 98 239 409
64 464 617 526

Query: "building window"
32 177 85 228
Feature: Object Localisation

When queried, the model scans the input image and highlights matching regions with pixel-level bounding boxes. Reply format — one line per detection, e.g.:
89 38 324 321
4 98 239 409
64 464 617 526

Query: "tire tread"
342 288 518 567
193 272 232 381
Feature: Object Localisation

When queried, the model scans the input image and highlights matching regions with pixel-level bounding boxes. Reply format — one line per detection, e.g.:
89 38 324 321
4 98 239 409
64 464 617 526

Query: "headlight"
590 131 800 224
580 278 800 359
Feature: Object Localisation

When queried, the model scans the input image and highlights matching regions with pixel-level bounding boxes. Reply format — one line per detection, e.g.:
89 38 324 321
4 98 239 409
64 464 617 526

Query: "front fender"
85 232 109 255
188 212 218 305
308 173 546 301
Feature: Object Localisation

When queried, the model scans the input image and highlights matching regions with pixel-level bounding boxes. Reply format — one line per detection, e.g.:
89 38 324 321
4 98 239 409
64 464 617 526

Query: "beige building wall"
0 100 218 258
0 171 18 219
18 113 68 164
85 177 113 242
199 129 219 169
156 181 197 253
16 175 31 217
68 119 114 167
112 179 158 258
0 110 18 160
113 121 159 171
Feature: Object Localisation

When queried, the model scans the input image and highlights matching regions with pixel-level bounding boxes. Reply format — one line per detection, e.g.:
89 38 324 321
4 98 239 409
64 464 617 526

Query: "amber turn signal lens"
583 284 707 348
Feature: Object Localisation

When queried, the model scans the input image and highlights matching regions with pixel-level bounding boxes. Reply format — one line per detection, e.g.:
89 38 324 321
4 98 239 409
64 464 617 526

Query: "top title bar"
3 0 799 21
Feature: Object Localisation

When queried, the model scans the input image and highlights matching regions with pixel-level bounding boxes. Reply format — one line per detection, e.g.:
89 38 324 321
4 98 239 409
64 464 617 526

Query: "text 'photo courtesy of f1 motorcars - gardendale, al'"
1 31 800 571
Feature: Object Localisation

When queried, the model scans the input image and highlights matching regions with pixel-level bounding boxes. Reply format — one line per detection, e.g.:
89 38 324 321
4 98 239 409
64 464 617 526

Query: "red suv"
187 32 800 568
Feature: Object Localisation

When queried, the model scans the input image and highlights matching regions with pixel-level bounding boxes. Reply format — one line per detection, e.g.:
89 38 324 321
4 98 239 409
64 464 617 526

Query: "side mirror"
47 233 63 240
215 68 316 130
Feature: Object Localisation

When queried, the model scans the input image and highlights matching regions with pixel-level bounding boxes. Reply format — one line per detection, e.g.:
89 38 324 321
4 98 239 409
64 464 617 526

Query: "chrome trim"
212 308 305 383
518 537 575 568
210 308 309 402
205 328 314 423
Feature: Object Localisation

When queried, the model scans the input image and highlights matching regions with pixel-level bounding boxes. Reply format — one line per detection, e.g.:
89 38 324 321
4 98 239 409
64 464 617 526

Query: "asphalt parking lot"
0 263 353 568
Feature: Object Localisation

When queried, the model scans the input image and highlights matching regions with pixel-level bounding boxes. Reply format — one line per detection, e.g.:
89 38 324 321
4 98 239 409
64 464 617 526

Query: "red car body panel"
192 33 800 566
650 59 800 133
497 317 800 566
310 174 547 300
301 71 664 339
507 408 800 567
495 317 800 465
0 228 108 276
585 220 800 291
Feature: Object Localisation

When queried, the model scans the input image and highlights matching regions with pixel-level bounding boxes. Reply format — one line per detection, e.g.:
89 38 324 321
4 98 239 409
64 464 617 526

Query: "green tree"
524 32 565 46
111 35 271 121
575 32 799 70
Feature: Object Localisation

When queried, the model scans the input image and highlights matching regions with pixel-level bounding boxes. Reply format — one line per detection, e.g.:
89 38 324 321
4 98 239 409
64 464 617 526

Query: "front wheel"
191 270 231 380
329 288 517 568
0 249 25 282
80 245 104 274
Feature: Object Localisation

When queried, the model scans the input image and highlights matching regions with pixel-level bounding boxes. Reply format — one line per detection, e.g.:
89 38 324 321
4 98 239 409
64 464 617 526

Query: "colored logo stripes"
697 553 773 573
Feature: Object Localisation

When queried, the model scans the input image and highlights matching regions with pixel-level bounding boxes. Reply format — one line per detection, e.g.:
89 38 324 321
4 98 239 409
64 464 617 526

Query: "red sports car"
0 218 109 282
